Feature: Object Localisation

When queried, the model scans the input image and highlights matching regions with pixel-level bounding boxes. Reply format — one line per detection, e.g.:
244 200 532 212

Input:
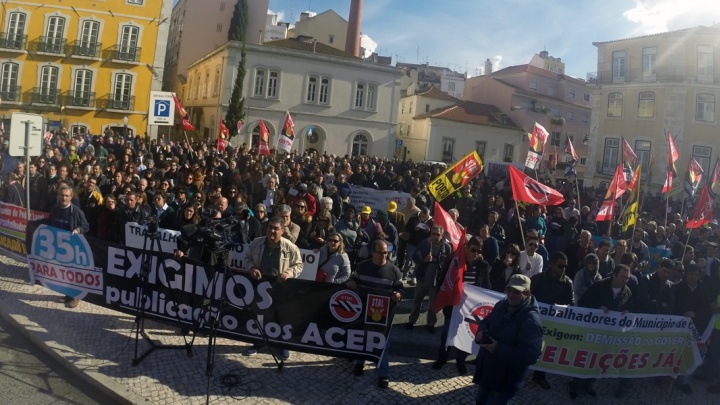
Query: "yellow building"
0 0 171 139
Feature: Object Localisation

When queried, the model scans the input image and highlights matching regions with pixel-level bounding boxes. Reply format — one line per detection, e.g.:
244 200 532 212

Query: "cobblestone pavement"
2 253 720 404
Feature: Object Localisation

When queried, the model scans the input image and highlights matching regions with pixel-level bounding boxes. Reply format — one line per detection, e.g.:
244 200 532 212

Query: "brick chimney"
345 0 362 57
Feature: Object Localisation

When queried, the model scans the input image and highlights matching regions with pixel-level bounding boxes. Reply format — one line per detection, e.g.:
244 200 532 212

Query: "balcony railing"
63 90 95 108
0 85 21 102
587 65 718 85
67 40 101 58
0 32 26 51
32 36 67 55
100 94 134 110
31 87 60 105
103 45 141 62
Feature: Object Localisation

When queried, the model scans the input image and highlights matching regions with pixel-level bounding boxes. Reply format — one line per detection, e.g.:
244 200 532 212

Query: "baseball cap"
376 210 389 221
386 201 398 213
506 274 531 292
361 206 372 215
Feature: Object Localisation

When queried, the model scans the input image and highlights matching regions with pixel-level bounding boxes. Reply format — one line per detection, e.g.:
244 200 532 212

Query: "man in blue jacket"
473 274 543 404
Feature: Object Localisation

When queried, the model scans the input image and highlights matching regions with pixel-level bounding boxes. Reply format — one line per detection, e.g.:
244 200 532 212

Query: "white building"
184 37 402 157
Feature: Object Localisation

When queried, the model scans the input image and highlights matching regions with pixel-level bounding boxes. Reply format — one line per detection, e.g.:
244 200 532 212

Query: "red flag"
173 94 195 131
565 135 578 160
528 122 549 154
596 163 627 222
258 120 270 156
508 165 564 206
281 111 295 140
710 158 720 199
432 229 467 313
432 201 462 251
622 138 637 166
662 132 680 193
627 164 641 192
604 163 627 200
687 185 712 229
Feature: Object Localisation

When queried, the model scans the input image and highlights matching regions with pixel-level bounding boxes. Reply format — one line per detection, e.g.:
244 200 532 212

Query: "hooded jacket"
472 295 543 394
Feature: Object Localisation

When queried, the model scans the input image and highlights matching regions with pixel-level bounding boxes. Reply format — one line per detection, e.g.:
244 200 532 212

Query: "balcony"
100 94 134 111
103 45 141 63
30 87 60 105
67 40 101 58
63 90 96 108
31 36 67 55
0 85 21 102
587 65 718 86
0 32 26 51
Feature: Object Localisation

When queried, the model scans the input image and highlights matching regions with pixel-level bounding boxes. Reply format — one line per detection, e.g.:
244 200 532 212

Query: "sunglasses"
528 243 538 247
557 264 567 269
327 239 341 244
468 247 482 254
431 233 443 236
297 205 306 209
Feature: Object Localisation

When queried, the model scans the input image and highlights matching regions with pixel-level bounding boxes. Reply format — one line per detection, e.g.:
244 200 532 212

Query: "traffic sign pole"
23 120 31 220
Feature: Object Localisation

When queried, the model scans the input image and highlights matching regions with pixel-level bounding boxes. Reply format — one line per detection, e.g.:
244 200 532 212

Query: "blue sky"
265 0 720 79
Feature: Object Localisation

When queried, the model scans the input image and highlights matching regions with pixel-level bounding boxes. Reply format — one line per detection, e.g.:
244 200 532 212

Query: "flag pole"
515 200 526 249
575 177 582 208
665 195 670 227
681 227 694 261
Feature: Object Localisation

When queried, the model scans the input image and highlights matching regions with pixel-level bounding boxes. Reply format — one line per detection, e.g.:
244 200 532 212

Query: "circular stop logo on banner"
464 304 494 338
329 290 363 323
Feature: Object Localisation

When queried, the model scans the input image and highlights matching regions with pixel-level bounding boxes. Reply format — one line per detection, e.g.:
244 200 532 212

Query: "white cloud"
268 9 286 23
303 10 317 18
492 55 503 72
361 35 377 58
622 0 720 33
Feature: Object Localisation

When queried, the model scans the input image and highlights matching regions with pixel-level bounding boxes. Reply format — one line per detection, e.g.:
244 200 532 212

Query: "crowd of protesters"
2 127 720 403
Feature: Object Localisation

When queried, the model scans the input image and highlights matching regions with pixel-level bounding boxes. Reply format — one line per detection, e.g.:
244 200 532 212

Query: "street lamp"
123 115 128 139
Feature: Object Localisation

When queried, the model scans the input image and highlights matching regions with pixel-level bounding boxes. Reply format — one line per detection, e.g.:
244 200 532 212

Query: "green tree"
225 0 249 138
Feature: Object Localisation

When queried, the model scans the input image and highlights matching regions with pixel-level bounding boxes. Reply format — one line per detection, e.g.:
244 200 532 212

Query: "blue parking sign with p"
155 100 170 117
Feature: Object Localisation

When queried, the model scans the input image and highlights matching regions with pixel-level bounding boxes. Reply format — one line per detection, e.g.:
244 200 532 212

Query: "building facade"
397 62 466 99
464 64 592 180
586 24 720 192
287 10 348 53
183 37 402 157
0 0 172 138
396 86 524 163
164 0 268 95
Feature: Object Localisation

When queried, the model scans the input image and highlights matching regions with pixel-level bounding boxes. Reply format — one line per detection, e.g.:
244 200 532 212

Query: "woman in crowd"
315 232 351 284
489 244 521 292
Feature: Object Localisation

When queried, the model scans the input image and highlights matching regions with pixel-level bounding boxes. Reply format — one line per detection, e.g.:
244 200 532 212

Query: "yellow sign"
427 151 484 202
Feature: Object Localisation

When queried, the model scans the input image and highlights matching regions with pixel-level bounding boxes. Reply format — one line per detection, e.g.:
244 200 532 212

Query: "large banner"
348 186 411 214
449 285 704 378
124 222 320 281
0 202 48 260
27 225 395 362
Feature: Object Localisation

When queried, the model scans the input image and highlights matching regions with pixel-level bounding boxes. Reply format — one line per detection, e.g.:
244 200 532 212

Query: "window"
328 35 334 44
580 157 587 166
253 69 265 97
354 82 377 110
642 47 657 79
696 94 715 122
475 141 486 158
118 25 140 61
635 140 651 177
425 104 430 112
638 92 655 118
529 81 537 91
569 89 576 99
204 70 210 98
0 62 19 101
112 73 133 109
351 134 369 157
72 69 93 106
550 131 561 146
581 114 588 123
448 82 455 91
698 45 714 81
602 138 620 173
566 111 574 120
70 125 88 136
43 16 66 54
608 93 623 117
4 12 26 50
550 108 560 118
220 2 225 11
127 0 144 4
216 24 222 32
268 71 279 98
583 93 590 102
612 50 626 81
442 138 455 162
306 75 329 104
692 145 712 174
78 20 100 57
503 144 514 163
213 66 220 96
548 85 556 96
401 103 405 114
38 65 59 104
398 124 405 136
409 101 413 114
407 124 413 136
